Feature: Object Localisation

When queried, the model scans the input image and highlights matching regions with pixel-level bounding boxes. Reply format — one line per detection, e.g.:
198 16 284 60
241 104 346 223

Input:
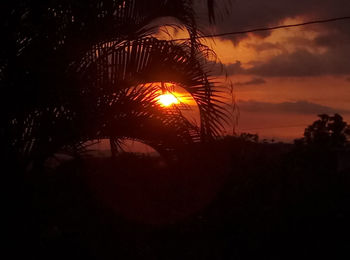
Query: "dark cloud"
238 100 350 115
347 77 350 82
248 48 350 77
240 23 350 77
199 1 350 78
235 77 266 86
223 61 244 75
200 0 350 40
313 28 350 48
224 47 350 77
245 42 283 52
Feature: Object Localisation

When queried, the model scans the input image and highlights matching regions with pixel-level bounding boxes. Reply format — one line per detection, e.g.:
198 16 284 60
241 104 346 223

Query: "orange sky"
155 10 350 142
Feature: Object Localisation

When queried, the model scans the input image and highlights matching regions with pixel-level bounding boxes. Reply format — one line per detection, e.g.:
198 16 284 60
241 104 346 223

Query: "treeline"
9 114 350 259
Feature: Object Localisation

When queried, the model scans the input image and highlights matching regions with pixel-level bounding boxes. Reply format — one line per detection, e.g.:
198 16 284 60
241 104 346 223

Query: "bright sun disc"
157 94 179 107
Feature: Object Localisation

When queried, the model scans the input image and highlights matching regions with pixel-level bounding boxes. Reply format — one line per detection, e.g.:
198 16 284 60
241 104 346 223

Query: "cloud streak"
223 46 350 77
238 100 350 115
234 77 266 86
247 49 350 77
207 0 350 41
203 0 350 78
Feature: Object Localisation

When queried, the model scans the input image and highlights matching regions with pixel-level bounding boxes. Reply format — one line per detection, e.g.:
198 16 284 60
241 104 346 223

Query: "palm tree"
1 0 230 167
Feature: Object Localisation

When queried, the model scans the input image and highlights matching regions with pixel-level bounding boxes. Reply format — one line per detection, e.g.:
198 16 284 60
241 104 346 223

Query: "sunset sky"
158 0 350 142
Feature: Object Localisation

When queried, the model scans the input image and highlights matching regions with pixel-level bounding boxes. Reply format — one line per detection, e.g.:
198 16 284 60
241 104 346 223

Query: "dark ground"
7 137 350 259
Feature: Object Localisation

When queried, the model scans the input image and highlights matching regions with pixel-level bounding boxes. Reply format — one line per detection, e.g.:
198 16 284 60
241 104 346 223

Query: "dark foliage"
1 0 229 169
10 135 350 259
295 113 350 148
5 2 349 259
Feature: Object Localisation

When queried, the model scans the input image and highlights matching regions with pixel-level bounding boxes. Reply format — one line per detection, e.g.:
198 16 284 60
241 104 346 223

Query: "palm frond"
76 83 201 156
75 37 229 140
2 0 230 164
1 0 203 117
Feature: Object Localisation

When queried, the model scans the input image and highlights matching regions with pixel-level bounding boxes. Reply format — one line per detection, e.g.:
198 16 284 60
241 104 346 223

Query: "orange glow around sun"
157 93 179 107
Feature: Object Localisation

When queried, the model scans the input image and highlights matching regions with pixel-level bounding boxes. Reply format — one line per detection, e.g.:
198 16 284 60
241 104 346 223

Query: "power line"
171 16 350 42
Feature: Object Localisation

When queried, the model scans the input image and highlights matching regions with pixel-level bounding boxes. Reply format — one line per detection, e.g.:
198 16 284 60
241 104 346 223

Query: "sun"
157 93 179 107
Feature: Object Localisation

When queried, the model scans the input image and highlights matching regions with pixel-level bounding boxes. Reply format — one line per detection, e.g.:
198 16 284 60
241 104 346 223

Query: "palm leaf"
75 37 229 140
2 0 228 164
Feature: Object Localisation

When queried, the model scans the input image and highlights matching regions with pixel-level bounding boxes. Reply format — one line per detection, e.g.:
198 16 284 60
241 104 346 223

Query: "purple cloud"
238 100 350 114
202 0 350 41
235 77 266 86
200 1 350 78
223 47 350 77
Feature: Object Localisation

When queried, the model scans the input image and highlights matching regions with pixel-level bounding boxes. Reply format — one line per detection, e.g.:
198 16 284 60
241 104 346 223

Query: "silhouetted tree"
295 114 350 148
1 0 230 168
239 133 259 143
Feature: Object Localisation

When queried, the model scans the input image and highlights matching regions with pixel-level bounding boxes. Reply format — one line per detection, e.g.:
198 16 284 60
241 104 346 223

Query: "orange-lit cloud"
153 2 350 141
